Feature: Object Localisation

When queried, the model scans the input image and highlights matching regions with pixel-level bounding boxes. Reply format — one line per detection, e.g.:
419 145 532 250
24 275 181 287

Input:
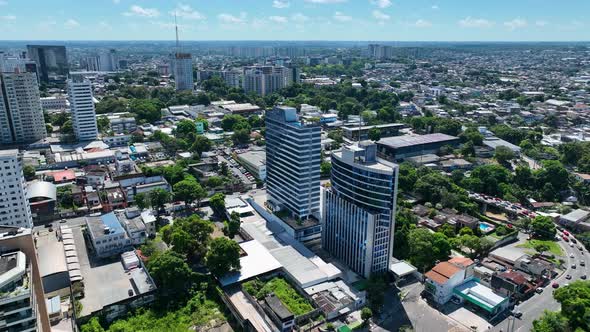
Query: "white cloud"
372 10 390 22
269 15 288 24
431 5 439 10
171 3 205 20
305 0 346 3
291 13 309 23
272 0 290 8
413 19 432 28
64 19 80 28
218 13 247 24
123 5 160 18
0 15 16 21
535 20 548 27
333 11 352 22
370 0 391 8
458 16 494 28
504 18 527 30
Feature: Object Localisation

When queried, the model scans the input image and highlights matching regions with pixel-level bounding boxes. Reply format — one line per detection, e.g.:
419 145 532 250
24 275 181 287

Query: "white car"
571 253 575 258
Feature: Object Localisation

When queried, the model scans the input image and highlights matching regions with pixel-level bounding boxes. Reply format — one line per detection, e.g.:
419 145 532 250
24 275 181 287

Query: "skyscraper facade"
242 66 295 96
26 45 69 83
265 106 321 220
173 53 194 91
322 141 398 278
68 75 98 141
0 150 33 229
0 71 47 144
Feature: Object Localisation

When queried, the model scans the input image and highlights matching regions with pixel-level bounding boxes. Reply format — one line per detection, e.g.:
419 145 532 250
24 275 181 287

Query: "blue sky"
0 0 589 41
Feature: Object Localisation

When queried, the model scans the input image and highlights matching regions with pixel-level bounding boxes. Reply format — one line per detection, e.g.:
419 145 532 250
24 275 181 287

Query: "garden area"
243 277 314 316
517 239 563 257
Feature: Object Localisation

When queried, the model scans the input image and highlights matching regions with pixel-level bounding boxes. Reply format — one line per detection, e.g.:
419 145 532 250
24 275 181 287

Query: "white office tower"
68 75 98 141
322 141 398 278
0 71 47 144
173 53 193 91
265 106 321 220
0 150 33 228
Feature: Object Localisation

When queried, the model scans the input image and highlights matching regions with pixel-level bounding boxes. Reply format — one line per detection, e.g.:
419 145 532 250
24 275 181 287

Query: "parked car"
582 275 587 280
512 311 523 318
566 274 572 280
581 261 585 266
552 283 559 289
536 288 543 294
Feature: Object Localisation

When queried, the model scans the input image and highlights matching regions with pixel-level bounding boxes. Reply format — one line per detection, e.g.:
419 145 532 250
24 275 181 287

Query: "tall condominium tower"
265 106 321 220
0 71 47 144
173 53 194 91
242 65 294 96
26 45 69 83
0 150 33 228
322 141 398 278
68 74 98 141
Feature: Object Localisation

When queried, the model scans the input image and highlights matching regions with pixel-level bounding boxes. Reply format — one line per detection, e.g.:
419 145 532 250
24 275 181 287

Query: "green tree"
23 165 36 181
205 237 241 278
366 275 388 312
61 120 74 135
368 127 381 141
320 161 332 178
361 307 373 325
173 178 206 209
531 215 557 240
232 129 250 145
191 135 212 155
147 251 194 295
532 311 569 332
97 116 110 134
533 242 551 256
224 212 241 239
209 193 226 215
134 192 148 210
81 317 105 332
221 114 248 131
150 188 171 214
553 281 590 331
408 228 451 271
494 146 516 165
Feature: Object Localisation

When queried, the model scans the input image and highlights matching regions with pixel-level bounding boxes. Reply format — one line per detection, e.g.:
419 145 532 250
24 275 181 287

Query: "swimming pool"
479 222 495 233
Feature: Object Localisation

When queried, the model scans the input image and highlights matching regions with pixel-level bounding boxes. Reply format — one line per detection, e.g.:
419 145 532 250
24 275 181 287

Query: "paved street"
491 234 586 332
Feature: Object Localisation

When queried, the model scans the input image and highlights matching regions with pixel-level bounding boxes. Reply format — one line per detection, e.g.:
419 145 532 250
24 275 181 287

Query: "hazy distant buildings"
322 142 398 278
0 71 47 144
0 150 33 228
100 49 119 72
172 53 194 91
0 52 38 74
26 45 69 83
265 106 321 220
368 44 394 60
68 74 98 141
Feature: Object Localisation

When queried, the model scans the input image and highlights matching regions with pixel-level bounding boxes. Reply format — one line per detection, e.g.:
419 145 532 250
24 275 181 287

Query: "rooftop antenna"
174 12 180 54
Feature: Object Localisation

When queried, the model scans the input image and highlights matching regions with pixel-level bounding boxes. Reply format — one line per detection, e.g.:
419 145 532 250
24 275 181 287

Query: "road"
492 234 586 332
33 216 87 235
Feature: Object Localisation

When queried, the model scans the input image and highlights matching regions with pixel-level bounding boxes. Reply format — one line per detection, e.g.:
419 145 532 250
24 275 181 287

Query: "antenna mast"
174 12 180 53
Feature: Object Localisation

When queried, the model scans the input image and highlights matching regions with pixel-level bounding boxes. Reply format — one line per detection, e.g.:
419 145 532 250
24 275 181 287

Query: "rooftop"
219 240 282 287
453 280 507 312
86 212 126 239
377 133 459 149
425 261 462 285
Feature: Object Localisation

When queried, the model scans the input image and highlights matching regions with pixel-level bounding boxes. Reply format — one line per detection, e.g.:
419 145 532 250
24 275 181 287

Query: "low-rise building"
424 257 475 305
237 150 267 180
86 213 132 258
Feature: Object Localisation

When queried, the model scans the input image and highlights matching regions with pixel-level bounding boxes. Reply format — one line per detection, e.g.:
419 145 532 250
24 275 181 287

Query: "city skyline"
0 0 589 41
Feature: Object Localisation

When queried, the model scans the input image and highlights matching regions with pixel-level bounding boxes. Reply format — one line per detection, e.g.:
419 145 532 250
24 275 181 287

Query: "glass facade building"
265 106 321 220
322 142 398 278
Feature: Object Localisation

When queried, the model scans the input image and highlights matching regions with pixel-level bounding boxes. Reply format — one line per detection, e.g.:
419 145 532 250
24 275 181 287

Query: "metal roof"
27 181 57 200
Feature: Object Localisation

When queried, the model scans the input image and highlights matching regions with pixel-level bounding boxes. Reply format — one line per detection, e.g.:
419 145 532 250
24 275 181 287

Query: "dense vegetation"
532 281 590 332
243 277 314 316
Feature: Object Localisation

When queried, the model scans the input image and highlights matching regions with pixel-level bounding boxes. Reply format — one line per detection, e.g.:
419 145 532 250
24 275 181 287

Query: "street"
491 234 586 332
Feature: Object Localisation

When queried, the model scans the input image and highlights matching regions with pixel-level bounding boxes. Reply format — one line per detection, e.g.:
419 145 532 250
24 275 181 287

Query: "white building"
242 66 292 96
424 257 475 305
68 75 99 141
173 53 193 91
86 212 132 258
0 150 33 228
40 96 68 110
0 71 47 144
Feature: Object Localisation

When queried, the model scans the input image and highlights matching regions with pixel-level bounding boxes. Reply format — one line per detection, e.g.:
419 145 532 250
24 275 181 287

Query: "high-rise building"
68 75 98 141
0 226 51 332
0 71 47 144
0 52 38 74
322 141 398 278
85 56 100 71
0 150 33 228
368 44 394 60
173 53 193 91
242 66 295 96
265 106 321 220
26 45 69 83
99 49 119 72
